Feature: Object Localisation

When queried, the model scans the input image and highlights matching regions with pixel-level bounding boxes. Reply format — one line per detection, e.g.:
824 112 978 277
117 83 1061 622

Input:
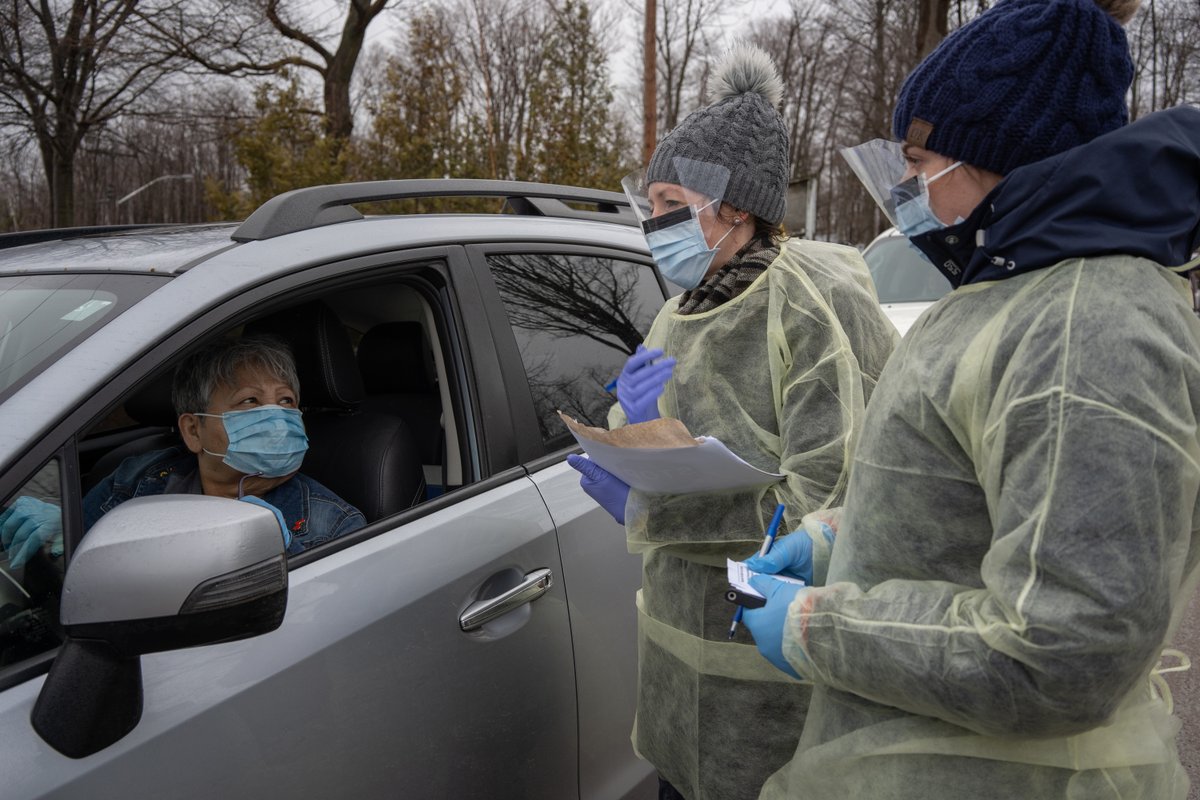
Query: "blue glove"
743 530 814 585
0 496 64 569
567 454 630 525
742 573 805 679
617 345 676 424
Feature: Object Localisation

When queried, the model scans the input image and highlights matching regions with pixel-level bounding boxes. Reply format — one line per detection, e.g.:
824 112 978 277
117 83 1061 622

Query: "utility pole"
642 0 657 166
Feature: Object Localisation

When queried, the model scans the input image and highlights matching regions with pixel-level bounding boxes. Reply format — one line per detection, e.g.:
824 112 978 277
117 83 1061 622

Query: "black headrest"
356 322 436 394
125 369 178 427
245 301 364 409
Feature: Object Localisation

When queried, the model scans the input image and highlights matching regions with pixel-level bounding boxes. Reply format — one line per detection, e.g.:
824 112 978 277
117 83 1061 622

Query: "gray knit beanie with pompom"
646 44 789 225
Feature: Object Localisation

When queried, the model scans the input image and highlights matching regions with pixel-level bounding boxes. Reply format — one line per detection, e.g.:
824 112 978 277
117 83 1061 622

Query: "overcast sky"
300 0 795 125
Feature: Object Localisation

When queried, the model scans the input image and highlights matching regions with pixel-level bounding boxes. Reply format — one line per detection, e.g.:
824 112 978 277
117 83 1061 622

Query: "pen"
728 503 786 640
604 377 618 392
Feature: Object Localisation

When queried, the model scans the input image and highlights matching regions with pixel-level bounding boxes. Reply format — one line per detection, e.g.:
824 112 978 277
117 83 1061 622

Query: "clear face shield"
622 158 732 289
839 139 961 239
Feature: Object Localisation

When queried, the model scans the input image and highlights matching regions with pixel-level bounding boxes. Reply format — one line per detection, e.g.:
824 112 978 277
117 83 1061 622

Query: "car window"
74 273 456 565
487 252 664 450
862 236 952 303
0 459 65 668
0 274 163 401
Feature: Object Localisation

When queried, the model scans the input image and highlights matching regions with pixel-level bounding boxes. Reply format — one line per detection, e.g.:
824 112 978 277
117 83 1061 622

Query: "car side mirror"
31 495 289 758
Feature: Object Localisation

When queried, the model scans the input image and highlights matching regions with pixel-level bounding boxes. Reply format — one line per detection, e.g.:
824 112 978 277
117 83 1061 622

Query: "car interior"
77 278 461 534
0 273 473 672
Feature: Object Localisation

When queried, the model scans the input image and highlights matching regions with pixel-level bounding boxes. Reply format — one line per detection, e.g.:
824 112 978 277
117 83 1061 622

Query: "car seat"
355 321 444 467
245 301 426 521
81 370 180 492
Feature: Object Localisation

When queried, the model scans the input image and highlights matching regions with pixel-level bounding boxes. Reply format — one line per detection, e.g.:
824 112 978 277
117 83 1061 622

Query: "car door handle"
459 568 553 632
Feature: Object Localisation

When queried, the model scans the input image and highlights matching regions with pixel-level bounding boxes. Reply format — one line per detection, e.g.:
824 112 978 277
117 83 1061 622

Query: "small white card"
727 558 806 600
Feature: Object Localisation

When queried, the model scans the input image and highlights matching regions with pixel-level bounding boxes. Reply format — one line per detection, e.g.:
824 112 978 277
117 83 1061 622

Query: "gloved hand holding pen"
740 515 812 678
744 530 815 586
617 345 676 424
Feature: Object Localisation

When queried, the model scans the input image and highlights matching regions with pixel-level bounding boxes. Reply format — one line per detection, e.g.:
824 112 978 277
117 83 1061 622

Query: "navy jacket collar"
909 105 1200 288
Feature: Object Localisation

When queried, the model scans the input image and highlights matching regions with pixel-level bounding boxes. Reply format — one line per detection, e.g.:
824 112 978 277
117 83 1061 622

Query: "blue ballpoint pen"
728 503 786 640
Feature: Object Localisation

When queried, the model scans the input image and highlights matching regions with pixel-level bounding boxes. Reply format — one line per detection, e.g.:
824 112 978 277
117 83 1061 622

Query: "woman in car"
1 335 364 565
566 44 898 800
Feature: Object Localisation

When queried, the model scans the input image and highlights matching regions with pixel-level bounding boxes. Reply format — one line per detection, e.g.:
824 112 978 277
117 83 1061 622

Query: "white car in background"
862 227 952 335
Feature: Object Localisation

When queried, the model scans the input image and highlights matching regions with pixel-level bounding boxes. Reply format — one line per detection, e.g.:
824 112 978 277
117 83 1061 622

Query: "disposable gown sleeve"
783 299 1200 737
800 508 840 587
620 253 887 563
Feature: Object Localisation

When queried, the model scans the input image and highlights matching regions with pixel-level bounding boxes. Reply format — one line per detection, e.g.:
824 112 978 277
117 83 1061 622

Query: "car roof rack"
231 179 637 242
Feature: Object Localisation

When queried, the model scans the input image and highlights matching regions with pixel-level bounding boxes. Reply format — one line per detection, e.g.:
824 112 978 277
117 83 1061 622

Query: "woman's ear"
178 413 202 454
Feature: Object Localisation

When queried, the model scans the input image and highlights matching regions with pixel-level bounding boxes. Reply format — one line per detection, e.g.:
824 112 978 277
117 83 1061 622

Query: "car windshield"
863 235 952 303
0 274 162 399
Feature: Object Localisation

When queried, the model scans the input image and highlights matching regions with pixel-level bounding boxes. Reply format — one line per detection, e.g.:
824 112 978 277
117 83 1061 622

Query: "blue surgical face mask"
642 200 737 289
889 161 962 239
196 405 308 479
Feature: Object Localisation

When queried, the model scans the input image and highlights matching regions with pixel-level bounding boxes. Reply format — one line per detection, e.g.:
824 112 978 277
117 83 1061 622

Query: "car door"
467 242 669 800
0 246 581 799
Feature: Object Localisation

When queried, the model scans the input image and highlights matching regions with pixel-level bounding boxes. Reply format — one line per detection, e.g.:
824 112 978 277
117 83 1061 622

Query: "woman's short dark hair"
171 335 299 416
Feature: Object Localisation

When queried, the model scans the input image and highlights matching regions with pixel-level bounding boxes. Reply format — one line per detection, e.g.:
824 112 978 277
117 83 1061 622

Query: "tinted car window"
487 252 664 450
862 236 952 303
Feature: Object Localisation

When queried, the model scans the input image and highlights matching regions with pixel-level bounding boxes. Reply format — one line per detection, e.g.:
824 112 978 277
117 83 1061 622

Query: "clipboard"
559 412 782 494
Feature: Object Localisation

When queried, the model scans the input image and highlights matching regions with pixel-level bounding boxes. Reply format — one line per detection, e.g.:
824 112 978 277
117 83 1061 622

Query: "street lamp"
115 173 193 223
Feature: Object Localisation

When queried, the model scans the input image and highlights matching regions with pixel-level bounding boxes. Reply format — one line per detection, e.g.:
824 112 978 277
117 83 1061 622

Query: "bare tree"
457 0 549 180
152 0 393 142
1128 0 1200 119
655 0 720 130
917 0 950 59
0 0 190 226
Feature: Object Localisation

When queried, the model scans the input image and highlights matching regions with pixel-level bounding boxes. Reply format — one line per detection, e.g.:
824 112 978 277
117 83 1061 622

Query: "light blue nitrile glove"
743 530 814 586
567 454 630 525
617 345 676 424
0 496 64 569
742 573 805 679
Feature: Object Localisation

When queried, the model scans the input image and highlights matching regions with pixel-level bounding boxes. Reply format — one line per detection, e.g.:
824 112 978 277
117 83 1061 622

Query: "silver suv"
0 181 665 799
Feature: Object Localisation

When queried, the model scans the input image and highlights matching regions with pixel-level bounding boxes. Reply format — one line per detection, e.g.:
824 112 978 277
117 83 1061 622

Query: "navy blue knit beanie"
893 0 1138 175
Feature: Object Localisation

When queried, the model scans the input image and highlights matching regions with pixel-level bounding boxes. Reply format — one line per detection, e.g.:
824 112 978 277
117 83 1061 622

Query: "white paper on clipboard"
558 411 782 494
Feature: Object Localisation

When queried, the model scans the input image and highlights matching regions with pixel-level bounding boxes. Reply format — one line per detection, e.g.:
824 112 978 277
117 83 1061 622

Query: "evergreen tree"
528 0 632 189
206 75 349 219
365 8 477 182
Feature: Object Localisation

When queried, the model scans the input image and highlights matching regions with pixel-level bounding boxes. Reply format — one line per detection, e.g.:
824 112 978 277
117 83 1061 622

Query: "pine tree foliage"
207 75 349 217
527 0 632 188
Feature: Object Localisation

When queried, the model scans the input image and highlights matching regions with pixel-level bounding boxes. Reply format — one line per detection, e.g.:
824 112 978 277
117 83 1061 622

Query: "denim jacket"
83 447 366 553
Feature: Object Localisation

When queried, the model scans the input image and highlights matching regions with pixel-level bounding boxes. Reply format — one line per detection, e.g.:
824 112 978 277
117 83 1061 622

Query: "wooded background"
0 0 1195 245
